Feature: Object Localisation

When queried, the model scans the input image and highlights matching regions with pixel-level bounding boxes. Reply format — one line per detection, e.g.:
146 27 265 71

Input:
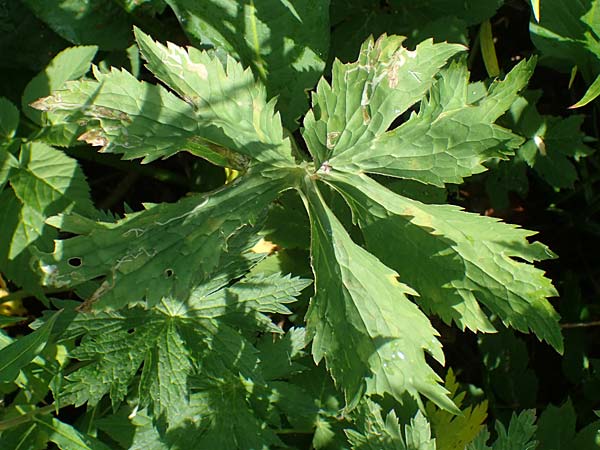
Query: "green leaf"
537 400 577 450
570 72 600 108
33 33 296 168
133 28 296 167
22 45 97 145
60 271 306 436
492 410 538 450
302 177 456 412
503 91 593 189
303 35 465 166
467 411 538 450
0 145 19 190
322 171 562 351
346 399 435 450
118 0 166 14
21 0 133 50
478 328 539 408
426 369 487 450
165 0 330 129
480 20 500 78
0 1 67 72
0 310 60 383
34 416 112 450
0 316 26 326
0 97 19 139
529 0 600 74
0 142 95 293
31 66 205 165
36 170 288 309
327 57 534 187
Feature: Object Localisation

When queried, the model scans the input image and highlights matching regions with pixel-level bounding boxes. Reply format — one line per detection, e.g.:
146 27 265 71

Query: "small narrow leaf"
34 416 112 450
0 97 19 139
480 20 500 78
0 146 18 190
569 72 600 108
0 310 60 383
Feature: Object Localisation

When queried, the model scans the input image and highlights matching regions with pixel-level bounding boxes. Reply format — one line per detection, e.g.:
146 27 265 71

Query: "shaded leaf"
346 399 435 450
22 46 97 125
0 97 19 139
21 0 132 50
165 0 330 129
0 310 60 383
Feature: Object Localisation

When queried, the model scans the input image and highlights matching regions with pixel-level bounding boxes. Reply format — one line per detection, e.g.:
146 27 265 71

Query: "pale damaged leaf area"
0 142 95 293
322 171 562 352
303 179 457 412
32 30 296 168
302 35 465 166
330 59 534 186
37 170 289 310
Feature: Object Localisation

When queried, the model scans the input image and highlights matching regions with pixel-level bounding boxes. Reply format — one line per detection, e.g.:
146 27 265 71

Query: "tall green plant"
1 26 564 447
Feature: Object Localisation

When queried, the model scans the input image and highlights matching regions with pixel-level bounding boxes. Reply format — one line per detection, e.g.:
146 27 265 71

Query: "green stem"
0 287 69 305
275 427 315 435
0 404 56 431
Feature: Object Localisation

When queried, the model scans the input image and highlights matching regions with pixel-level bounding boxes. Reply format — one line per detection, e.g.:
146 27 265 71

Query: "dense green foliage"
1 1 599 449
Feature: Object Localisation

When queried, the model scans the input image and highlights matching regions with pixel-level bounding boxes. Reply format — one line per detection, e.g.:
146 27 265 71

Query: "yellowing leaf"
426 369 488 450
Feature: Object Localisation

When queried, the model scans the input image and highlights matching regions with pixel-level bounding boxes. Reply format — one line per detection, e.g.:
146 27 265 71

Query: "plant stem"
0 404 56 431
0 288 69 305
561 320 600 329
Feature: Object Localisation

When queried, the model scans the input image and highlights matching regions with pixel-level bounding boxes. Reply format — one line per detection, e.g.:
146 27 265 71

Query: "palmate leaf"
467 410 538 450
345 399 435 450
426 369 488 450
321 171 562 351
330 58 534 186
33 29 296 168
59 272 309 423
299 33 561 412
302 178 455 412
36 169 289 310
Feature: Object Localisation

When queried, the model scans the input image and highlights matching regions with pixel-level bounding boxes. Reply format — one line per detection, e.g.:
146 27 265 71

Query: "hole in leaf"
164 268 174 278
68 257 82 267
127 329 135 334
